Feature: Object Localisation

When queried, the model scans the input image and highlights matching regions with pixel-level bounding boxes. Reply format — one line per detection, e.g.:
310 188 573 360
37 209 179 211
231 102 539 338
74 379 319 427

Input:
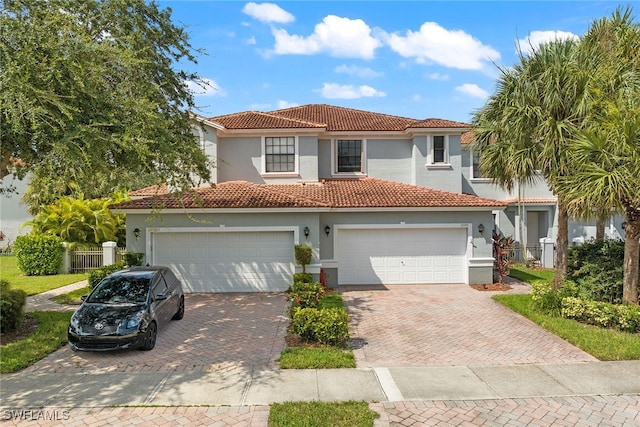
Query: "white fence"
69 247 126 273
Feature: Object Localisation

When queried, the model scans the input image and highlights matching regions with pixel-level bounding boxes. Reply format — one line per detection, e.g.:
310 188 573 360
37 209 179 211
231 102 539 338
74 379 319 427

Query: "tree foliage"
0 0 212 205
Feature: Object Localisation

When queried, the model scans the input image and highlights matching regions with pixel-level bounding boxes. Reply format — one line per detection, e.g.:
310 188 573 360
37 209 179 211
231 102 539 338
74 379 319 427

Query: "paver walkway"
341 282 596 367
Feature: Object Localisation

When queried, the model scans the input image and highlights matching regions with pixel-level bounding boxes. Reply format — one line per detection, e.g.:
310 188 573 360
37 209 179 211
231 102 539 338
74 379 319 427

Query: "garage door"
152 231 294 292
337 228 467 285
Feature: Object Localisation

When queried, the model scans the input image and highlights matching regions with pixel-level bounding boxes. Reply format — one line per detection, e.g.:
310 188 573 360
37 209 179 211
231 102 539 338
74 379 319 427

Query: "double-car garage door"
337 228 467 285
152 230 295 292
151 226 468 292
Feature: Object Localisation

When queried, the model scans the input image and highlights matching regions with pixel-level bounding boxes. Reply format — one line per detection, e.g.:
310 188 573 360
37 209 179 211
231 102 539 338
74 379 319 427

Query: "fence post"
102 241 117 266
59 242 71 274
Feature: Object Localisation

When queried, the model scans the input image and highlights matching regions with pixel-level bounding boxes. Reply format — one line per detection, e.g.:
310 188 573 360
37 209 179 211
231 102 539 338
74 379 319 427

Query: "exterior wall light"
622 222 626 230
478 224 485 234
325 225 331 236
133 228 141 240
303 226 310 238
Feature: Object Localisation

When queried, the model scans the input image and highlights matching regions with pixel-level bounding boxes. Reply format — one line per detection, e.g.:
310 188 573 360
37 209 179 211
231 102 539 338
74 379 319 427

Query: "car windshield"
87 275 151 304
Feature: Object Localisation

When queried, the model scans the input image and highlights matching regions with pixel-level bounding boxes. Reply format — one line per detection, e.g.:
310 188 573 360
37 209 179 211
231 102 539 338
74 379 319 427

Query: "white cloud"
455 83 489 99
272 15 382 59
246 36 257 45
386 22 500 70
425 72 449 81
277 100 299 109
318 83 386 99
242 2 294 24
412 94 422 102
334 64 383 79
517 30 579 55
185 78 226 97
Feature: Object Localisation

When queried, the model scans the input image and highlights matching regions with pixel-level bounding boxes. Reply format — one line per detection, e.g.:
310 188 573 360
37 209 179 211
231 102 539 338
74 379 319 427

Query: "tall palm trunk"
595 217 605 241
622 216 640 305
553 202 569 289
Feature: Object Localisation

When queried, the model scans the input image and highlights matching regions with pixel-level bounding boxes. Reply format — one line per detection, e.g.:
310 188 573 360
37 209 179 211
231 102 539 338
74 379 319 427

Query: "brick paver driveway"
24 293 289 374
341 282 597 368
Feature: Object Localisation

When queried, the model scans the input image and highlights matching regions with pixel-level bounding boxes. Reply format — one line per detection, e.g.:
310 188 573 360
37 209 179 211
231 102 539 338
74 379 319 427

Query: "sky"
161 1 639 123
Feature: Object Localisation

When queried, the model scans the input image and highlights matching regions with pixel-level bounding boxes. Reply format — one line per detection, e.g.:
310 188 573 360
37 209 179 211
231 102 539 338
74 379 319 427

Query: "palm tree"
556 7 640 304
472 38 589 288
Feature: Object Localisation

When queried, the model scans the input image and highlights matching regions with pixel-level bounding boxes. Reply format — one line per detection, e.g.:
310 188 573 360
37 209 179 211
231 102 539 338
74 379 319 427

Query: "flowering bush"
286 281 325 316
561 297 640 333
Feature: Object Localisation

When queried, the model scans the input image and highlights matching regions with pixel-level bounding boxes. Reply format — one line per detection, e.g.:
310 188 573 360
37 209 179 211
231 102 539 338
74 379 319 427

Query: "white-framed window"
427 135 450 167
472 150 484 178
332 139 366 174
262 136 298 174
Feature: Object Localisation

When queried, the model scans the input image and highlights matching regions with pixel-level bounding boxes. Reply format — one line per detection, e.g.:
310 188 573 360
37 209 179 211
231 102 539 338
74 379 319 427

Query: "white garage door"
337 228 467 285
152 231 294 292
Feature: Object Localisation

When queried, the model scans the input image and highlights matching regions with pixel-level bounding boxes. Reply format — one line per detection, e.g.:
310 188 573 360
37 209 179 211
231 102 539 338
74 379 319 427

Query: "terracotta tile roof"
504 197 557 205
209 104 472 132
461 131 475 144
115 178 504 210
128 184 168 198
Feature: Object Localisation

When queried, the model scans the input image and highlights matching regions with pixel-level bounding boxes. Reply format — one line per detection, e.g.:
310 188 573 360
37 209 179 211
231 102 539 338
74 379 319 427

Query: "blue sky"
161 1 638 123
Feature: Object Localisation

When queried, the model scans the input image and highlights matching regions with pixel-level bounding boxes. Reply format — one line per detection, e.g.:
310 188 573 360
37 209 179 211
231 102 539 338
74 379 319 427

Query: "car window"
153 276 168 298
88 276 151 304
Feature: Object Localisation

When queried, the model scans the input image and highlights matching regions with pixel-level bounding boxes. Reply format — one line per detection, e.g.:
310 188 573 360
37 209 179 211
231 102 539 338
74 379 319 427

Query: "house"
112 104 621 293
0 174 33 251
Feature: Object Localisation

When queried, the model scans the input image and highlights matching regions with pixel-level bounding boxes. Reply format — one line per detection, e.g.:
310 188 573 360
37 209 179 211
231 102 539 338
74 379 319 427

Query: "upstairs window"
472 150 485 178
336 139 363 173
433 136 446 163
264 136 296 173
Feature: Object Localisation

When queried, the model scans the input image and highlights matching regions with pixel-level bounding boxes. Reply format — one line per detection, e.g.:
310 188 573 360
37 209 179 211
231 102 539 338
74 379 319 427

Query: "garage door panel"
337 228 466 285
153 231 294 293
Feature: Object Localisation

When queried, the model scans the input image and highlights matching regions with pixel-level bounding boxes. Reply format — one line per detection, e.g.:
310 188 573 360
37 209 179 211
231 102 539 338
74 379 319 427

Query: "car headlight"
69 314 80 332
125 311 145 329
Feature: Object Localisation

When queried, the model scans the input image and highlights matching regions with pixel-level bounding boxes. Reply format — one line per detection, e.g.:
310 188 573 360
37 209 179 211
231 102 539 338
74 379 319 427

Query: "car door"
161 270 181 314
151 275 172 326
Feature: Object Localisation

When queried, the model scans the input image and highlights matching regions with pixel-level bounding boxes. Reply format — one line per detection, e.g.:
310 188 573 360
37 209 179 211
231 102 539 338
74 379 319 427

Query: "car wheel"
141 322 157 351
172 296 185 320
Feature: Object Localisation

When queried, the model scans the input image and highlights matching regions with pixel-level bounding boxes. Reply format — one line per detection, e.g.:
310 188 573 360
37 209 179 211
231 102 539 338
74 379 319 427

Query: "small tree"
14 235 64 275
294 245 313 273
493 232 515 284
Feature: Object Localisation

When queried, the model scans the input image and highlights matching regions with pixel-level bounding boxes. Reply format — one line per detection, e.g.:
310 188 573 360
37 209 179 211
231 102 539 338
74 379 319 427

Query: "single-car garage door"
337 228 467 285
152 231 295 292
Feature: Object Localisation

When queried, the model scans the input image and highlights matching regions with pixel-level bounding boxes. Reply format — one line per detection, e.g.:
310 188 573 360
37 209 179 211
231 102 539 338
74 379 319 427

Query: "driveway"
340 282 597 368
23 293 289 374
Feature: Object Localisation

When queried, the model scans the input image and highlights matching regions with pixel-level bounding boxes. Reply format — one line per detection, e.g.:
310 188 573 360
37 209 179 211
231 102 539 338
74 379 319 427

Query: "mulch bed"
470 283 512 291
0 315 39 346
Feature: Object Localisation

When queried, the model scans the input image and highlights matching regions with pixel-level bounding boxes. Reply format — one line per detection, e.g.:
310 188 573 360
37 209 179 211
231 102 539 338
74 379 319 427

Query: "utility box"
540 237 555 268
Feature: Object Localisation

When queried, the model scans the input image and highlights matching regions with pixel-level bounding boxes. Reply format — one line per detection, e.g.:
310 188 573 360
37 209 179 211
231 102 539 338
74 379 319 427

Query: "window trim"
470 149 492 182
261 136 299 176
426 135 451 169
331 138 367 176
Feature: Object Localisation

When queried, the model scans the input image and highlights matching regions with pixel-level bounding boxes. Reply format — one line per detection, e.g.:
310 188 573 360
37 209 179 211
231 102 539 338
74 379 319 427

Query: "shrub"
14 235 64 276
0 280 27 332
286 281 325 315
124 252 144 267
561 297 640 333
88 261 127 288
293 272 313 283
290 307 350 346
294 245 313 273
567 239 628 304
530 280 578 315
493 232 515 283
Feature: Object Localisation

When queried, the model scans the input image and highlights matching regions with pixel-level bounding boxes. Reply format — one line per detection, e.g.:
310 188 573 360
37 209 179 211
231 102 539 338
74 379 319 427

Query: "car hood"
73 303 145 335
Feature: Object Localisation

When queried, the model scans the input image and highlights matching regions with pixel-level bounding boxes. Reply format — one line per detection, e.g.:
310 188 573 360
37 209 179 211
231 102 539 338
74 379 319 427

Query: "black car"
68 266 184 351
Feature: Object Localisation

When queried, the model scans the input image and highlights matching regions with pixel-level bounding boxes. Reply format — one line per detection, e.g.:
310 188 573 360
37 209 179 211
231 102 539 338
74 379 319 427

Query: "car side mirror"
81 295 88 301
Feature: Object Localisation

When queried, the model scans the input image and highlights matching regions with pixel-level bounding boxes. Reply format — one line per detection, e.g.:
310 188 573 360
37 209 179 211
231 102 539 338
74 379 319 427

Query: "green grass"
268 401 379 427
0 311 73 373
0 256 87 295
319 293 344 309
279 346 356 369
52 286 91 305
509 264 554 283
493 293 640 360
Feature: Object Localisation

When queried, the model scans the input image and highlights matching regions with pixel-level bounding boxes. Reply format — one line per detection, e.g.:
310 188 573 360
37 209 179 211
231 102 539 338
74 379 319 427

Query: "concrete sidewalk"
25 280 88 312
2 361 639 408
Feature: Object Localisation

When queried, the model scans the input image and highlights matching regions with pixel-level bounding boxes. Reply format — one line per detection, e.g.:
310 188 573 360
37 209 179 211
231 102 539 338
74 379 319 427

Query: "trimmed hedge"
286 281 325 313
561 297 640 334
294 245 313 272
88 261 127 288
290 307 350 346
293 272 313 284
0 280 27 332
14 235 63 276
124 252 144 267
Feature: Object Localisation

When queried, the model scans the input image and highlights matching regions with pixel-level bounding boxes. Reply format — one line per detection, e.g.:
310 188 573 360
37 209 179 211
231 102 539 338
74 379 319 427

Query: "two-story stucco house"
112 104 623 293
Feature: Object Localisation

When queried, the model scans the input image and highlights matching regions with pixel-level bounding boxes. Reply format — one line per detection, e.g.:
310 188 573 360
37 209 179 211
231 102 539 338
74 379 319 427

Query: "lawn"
0 256 87 295
501 266 640 360
269 401 378 427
